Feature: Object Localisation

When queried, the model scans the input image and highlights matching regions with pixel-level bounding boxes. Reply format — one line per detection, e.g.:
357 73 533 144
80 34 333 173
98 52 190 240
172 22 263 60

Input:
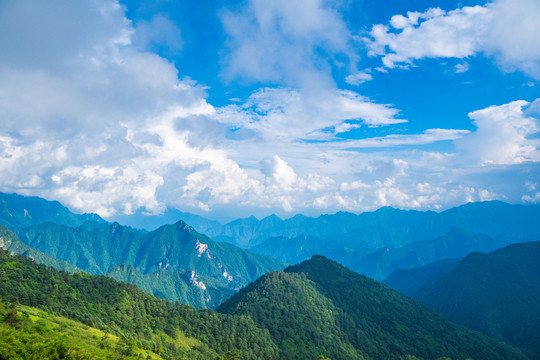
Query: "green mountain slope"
218 255 526 360
0 302 159 359
14 221 285 308
0 192 104 229
0 225 78 272
0 249 278 359
414 241 540 359
107 264 237 309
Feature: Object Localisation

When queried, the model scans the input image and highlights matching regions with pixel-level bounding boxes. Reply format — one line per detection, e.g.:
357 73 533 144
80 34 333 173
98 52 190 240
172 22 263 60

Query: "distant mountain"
382 257 461 296
252 227 510 279
250 234 322 264
218 255 526 360
209 201 540 250
0 192 104 229
350 226 508 279
15 220 285 308
108 207 223 233
414 241 540 359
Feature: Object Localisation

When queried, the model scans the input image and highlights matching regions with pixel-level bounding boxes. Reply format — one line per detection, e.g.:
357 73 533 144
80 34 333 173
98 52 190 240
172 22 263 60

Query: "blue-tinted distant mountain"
207 201 540 251
349 226 509 279
252 227 513 279
107 207 223 233
382 258 461 296
0 192 104 229
218 255 526 360
15 220 285 308
250 234 322 264
414 241 540 359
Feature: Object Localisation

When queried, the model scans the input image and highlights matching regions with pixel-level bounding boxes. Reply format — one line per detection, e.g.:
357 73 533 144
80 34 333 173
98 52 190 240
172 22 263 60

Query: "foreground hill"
0 302 160 359
13 221 285 308
0 249 278 359
218 255 526 360
414 241 540 359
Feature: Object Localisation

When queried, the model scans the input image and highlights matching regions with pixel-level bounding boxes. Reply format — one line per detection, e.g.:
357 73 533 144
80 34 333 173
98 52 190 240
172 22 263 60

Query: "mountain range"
0 248 529 360
0 192 285 309
192 201 540 249
1 191 539 358
108 198 540 279
12 221 285 308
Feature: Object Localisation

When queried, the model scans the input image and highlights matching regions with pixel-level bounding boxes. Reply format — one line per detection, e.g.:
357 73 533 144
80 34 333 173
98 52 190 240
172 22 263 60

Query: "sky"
0 0 539 221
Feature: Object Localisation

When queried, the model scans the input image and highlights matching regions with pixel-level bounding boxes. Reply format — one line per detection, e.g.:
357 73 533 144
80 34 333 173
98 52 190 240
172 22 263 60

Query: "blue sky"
0 0 539 220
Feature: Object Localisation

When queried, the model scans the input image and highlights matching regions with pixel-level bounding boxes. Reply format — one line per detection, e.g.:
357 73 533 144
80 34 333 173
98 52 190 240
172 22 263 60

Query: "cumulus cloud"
456 100 540 165
0 0 234 215
365 0 540 79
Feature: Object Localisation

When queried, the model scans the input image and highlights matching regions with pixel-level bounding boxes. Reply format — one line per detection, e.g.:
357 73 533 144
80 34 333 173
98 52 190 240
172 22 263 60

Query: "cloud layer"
0 0 539 219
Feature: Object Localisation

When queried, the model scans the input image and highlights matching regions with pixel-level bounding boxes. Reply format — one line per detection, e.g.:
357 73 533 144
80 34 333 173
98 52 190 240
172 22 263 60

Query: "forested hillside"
218 255 527 360
0 249 278 359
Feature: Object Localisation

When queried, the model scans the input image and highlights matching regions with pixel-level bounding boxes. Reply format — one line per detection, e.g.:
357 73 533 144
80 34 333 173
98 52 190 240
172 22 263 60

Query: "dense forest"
218 255 527 360
0 249 278 359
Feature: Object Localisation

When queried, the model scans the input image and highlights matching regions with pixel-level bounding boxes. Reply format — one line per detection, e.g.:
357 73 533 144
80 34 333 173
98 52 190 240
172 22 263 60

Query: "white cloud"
216 87 404 143
333 128 469 149
454 62 470 74
1 0 538 219
523 192 540 203
0 0 236 216
365 0 540 79
131 14 183 55
221 0 353 86
456 100 540 165
345 71 373 85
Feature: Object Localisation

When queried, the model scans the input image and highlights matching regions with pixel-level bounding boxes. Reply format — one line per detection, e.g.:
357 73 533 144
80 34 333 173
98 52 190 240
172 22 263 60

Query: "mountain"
414 241 540 359
350 226 508 279
0 192 104 229
208 201 540 250
252 227 510 279
0 249 279 359
218 255 526 360
382 257 461 296
0 225 79 272
14 220 285 308
250 234 323 264
108 206 223 233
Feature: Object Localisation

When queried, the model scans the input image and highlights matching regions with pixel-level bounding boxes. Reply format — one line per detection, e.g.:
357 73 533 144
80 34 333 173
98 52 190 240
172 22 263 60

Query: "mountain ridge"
218 255 527 360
